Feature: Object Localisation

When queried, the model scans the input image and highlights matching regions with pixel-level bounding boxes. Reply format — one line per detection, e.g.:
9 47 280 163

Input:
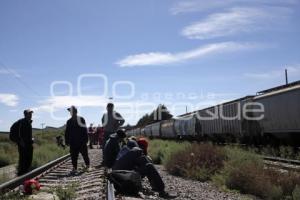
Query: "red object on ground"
23 179 41 194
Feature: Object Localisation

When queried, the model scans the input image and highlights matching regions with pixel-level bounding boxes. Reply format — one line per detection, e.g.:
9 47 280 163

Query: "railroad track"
0 148 115 200
263 156 300 172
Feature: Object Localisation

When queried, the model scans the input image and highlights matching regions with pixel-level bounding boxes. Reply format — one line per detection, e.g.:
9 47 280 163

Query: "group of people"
88 123 104 149
10 103 175 198
11 103 123 176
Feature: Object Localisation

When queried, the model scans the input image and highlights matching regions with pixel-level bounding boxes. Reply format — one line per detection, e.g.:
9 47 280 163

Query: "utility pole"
41 123 45 133
186 106 188 114
285 69 288 85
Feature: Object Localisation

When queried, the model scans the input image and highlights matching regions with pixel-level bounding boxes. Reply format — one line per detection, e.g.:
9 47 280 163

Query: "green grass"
0 135 18 167
50 183 78 200
148 139 300 200
0 131 68 184
148 139 191 165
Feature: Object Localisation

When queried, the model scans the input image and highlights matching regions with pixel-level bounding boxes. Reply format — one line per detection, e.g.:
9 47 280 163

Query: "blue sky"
0 0 300 131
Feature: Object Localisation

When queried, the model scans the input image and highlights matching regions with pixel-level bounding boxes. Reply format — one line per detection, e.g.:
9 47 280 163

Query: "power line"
0 60 42 97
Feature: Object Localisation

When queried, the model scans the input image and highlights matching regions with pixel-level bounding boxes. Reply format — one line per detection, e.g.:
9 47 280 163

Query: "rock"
28 192 58 200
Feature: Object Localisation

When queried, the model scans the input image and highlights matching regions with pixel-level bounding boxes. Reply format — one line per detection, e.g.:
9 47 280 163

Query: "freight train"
127 81 300 146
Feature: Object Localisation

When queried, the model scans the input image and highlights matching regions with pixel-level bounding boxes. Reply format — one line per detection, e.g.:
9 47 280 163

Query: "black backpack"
108 170 142 195
9 120 21 143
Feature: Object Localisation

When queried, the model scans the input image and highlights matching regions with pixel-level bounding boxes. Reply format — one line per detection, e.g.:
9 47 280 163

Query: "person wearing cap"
101 103 125 151
11 109 34 176
65 106 90 174
112 138 176 198
103 129 126 168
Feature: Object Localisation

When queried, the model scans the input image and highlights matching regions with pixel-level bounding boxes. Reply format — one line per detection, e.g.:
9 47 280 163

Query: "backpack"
108 170 142 195
10 120 21 143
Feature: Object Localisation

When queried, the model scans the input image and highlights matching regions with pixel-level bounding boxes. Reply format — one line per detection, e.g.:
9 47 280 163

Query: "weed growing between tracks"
50 183 78 200
149 140 300 199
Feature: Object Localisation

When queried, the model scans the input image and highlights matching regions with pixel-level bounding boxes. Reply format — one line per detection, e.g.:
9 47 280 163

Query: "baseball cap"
67 105 77 112
23 109 33 115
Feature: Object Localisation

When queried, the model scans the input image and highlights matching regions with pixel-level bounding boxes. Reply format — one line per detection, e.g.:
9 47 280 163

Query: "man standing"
88 123 95 149
10 109 34 176
101 103 125 148
65 106 90 174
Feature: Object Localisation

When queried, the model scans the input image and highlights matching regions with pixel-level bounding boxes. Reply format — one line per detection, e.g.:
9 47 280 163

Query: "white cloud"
181 7 291 40
33 96 109 112
244 65 300 80
0 68 21 77
116 42 260 67
0 94 19 107
170 0 297 15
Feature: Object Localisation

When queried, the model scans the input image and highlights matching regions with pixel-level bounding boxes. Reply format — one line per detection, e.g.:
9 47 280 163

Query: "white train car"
151 122 161 137
174 116 197 138
253 83 300 143
144 125 152 137
160 119 176 138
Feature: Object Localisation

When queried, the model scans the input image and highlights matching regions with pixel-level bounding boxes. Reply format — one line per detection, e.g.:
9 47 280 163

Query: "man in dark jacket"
15 109 34 176
113 138 176 198
103 129 126 168
101 103 125 153
65 106 90 174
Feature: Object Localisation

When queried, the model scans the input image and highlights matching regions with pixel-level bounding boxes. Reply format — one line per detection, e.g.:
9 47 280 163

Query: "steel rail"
105 168 115 200
0 154 70 193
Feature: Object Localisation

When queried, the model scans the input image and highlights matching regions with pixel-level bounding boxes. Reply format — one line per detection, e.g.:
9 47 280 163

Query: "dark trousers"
102 131 114 157
137 156 165 192
17 145 33 176
70 144 90 170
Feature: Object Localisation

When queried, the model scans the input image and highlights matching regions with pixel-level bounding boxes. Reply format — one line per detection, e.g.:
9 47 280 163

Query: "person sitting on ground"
103 129 126 168
112 138 176 198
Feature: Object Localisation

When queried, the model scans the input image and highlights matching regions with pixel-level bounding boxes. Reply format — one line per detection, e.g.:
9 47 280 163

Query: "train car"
134 128 141 136
144 125 152 137
141 128 145 135
193 96 254 142
160 119 176 138
126 129 134 137
252 82 300 145
174 115 198 138
151 122 161 137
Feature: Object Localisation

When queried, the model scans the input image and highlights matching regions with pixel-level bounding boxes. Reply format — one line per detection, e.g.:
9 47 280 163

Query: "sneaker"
69 169 78 176
84 166 92 172
159 191 177 199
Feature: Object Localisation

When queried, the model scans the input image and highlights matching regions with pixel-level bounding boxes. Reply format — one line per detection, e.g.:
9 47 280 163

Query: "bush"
148 139 190 165
165 143 226 181
293 185 300 200
213 147 300 199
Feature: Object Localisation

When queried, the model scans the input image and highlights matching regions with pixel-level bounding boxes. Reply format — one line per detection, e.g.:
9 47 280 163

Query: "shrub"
165 143 226 181
293 185 300 200
148 139 190 165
